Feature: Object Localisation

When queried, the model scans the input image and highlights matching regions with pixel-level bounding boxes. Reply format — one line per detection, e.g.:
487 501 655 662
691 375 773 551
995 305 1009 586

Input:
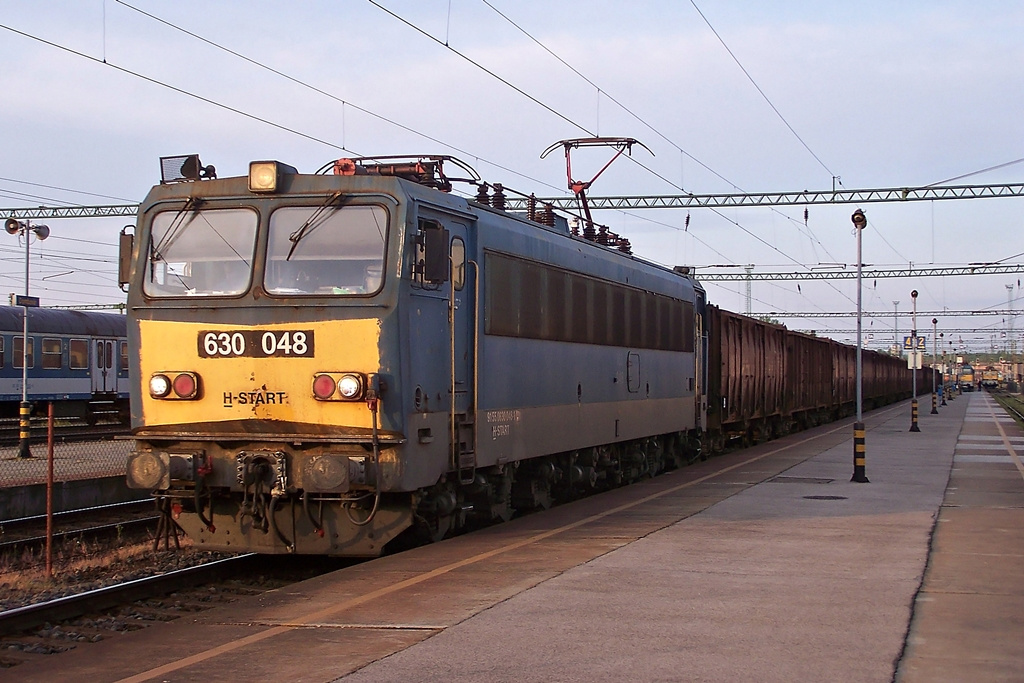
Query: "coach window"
0 336 4 368
42 338 62 369
70 339 89 370
13 336 34 369
120 341 129 372
451 238 465 290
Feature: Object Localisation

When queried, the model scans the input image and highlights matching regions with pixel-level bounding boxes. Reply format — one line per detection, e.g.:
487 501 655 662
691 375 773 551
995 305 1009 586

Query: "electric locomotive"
123 154 706 555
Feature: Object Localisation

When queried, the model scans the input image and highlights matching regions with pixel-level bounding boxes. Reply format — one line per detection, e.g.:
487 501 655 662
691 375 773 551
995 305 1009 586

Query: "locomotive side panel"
474 208 700 466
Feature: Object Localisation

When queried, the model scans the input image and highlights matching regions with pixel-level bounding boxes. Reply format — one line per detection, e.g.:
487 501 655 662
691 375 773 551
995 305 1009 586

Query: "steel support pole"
910 290 920 432
851 210 868 482
931 318 939 414
17 228 32 459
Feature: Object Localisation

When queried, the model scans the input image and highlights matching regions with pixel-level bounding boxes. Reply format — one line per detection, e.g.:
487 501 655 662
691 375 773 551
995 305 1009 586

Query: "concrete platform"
9 392 1023 682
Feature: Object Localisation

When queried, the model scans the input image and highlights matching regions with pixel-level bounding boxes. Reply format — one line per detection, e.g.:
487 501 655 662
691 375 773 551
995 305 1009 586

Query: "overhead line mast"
4 182 1023 220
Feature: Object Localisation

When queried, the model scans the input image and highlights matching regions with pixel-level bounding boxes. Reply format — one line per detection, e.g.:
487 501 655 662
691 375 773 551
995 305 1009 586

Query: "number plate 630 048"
198 330 315 358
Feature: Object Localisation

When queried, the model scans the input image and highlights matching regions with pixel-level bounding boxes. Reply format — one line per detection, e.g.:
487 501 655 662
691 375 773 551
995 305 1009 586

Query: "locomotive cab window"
451 237 466 291
144 207 257 298
42 338 62 369
265 205 388 296
70 339 89 370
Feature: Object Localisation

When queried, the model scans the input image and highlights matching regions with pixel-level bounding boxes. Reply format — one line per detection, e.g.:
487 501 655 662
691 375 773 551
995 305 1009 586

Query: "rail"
0 553 258 636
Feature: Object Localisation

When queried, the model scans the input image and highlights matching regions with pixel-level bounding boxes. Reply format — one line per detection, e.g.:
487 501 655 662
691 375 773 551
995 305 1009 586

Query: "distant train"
122 153 922 557
0 306 130 423
980 366 1000 389
960 363 975 391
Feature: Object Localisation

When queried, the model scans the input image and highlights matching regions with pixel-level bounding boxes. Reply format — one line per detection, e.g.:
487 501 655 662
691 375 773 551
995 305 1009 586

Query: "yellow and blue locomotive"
123 155 706 555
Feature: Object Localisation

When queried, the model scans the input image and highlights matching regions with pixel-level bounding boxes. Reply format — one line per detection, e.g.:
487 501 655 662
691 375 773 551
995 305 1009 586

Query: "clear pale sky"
1 1 1022 354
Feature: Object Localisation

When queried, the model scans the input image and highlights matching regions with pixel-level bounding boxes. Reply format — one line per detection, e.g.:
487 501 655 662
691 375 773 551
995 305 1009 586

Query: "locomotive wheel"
424 513 453 543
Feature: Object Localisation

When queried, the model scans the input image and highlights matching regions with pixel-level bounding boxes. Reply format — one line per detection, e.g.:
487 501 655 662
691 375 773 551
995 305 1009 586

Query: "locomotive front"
123 158 431 555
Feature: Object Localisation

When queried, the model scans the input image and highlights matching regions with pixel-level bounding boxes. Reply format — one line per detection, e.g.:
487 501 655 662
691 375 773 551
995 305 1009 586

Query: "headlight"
338 374 363 399
149 374 171 398
248 160 297 193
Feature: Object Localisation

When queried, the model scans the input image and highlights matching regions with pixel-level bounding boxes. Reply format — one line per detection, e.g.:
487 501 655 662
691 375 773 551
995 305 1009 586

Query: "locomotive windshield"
144 207 257 297
265 205 387 296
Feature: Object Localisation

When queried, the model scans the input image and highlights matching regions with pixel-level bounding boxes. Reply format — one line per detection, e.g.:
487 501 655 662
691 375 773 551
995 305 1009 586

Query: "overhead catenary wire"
688 0 838 183
475 0 843 268
368 0 850 306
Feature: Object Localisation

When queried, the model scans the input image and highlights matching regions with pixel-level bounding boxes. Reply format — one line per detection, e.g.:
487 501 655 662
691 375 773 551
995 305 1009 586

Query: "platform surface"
9 391 1023 683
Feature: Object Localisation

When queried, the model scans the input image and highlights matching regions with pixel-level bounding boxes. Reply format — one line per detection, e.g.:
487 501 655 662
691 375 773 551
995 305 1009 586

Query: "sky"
1 0 1022 355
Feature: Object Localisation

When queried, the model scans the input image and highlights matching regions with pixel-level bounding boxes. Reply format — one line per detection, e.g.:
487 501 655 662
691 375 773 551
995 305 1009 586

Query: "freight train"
122 153 919 556
0 306 129 423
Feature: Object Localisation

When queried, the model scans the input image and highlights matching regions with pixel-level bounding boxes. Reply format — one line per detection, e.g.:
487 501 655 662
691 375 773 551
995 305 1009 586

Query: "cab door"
448 224 476 482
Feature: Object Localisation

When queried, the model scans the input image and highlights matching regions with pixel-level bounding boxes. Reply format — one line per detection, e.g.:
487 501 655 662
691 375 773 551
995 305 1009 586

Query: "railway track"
0 554 257 637
991 390 1024 425
0 553 355 671
0 514 159 557
0 421 129 446
0 500 162 577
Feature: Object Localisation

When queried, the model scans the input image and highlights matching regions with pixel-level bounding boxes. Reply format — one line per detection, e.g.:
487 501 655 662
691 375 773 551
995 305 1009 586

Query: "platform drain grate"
802 495 848 501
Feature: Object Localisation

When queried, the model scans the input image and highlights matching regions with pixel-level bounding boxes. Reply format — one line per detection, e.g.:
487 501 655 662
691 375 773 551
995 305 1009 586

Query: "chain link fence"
1 426 130 482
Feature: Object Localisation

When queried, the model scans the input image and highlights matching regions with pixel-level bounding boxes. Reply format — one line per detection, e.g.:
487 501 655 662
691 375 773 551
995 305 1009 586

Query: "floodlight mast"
5 217 50 459
851 209 868 483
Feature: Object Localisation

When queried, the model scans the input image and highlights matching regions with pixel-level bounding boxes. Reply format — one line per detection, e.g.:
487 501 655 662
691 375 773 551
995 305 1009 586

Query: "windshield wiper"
286 192 344 261
152 196 205 262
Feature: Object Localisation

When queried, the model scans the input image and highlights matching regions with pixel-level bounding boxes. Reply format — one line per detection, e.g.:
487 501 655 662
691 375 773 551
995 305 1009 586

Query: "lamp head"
5 218 25 235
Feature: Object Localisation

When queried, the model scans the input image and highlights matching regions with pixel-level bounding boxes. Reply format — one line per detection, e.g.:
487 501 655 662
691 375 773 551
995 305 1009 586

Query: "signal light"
172 372 198 399
312 374 337 400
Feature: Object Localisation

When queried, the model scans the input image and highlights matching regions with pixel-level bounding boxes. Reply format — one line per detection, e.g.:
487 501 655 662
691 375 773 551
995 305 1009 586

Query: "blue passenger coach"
0 306 129 422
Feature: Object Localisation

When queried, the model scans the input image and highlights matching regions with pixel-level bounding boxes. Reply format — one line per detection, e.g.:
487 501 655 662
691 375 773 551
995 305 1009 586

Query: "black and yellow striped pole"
910 399 921 432
18 401 32 459
852 421 869 483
